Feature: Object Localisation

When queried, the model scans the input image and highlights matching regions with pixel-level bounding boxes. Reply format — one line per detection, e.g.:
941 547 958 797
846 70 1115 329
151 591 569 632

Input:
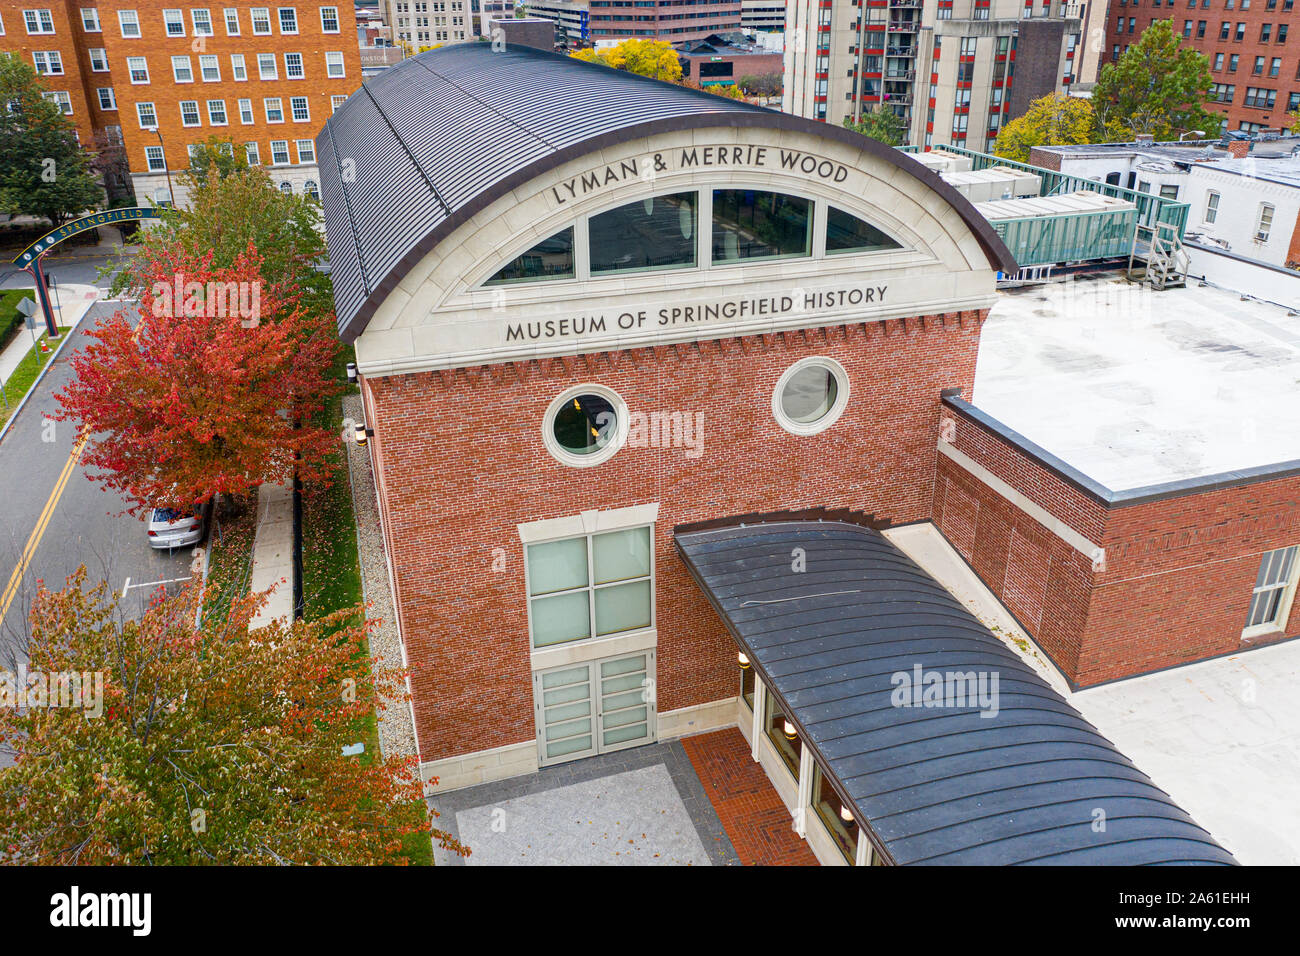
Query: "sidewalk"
248 481 295 629
0 283 101 383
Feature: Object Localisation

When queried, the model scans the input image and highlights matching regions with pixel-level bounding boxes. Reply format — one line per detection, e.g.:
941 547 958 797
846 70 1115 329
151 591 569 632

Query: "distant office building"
384 0 470 46
742 0 786 32
676 33 783 86
526 0 590 45
784 0 1083 152
528 0 742 44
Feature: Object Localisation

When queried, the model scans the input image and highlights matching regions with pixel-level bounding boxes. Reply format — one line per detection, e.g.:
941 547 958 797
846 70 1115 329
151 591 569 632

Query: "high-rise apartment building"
384 0 470 46
528 0 742 44
784 0 1084 151
1103 0 1298 135
0 3 362 205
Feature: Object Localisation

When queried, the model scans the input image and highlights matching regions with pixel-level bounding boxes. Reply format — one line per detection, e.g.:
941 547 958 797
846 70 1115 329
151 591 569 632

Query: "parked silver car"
147 506 207 550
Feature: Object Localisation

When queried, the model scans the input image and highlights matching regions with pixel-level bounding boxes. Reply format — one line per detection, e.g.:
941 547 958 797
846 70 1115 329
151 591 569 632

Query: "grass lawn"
300 346 434 866
0 325 62 420
0 290 37 351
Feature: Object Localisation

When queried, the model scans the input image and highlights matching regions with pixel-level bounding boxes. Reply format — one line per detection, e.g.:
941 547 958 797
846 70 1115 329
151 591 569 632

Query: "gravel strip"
343 393 418 760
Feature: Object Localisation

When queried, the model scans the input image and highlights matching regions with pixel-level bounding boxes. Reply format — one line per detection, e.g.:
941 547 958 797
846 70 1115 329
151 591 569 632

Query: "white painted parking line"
122 575 191 593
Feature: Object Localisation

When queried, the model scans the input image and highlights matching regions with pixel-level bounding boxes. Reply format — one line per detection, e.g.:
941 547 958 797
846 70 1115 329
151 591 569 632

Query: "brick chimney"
1227 140 1251 158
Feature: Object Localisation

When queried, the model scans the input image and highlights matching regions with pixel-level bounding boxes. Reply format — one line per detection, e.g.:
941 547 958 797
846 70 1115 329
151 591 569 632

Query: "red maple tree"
58 243 341 513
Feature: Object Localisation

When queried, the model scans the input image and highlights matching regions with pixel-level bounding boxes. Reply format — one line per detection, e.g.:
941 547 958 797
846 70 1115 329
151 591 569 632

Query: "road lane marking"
0 430 90 628
123 575 192 593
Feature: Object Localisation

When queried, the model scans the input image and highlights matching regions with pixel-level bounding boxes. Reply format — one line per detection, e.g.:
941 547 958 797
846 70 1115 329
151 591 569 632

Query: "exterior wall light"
783 719 797 741
346 362 358 384
738 652 750 669
840 805 855 823
354 423 374 446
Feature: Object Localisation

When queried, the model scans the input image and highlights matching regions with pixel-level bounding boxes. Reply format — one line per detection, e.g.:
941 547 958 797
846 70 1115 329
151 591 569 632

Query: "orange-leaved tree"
57 243 340 514
0 571 466 864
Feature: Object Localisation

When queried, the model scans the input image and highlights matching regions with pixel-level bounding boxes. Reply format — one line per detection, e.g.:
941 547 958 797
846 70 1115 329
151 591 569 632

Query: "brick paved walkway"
681 727 819 866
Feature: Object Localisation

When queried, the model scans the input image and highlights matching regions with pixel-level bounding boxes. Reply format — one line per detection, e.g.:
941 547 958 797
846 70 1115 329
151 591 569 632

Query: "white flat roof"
1073 640 1300 866
972 275 1300 490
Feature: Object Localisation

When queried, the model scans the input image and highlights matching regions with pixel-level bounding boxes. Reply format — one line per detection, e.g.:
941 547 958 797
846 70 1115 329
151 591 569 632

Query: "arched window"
588 192 697 275
485 227 575 285
278 181 293 194
304 179 320 200
825 206 902 255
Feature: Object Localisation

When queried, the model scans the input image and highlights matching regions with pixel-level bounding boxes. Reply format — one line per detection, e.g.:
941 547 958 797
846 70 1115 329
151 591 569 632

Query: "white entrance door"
534 650 656 766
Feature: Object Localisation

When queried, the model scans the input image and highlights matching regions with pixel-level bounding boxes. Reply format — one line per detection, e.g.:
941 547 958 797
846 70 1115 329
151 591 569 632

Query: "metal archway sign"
9 206 162 336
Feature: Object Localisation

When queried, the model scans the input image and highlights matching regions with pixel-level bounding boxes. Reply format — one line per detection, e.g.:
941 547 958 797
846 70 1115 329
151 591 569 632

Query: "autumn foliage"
0 571 465 864
57 244 341 513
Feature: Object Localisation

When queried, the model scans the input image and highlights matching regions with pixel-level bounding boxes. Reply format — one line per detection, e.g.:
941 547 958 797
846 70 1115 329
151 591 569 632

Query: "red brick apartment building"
314 41 1253 865
0 2 361 204
588 0 743 42
1102 0 1299 134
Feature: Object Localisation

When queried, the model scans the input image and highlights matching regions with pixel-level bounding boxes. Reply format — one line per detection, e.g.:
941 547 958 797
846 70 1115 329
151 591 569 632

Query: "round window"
543 384 629 467
772 357 850 436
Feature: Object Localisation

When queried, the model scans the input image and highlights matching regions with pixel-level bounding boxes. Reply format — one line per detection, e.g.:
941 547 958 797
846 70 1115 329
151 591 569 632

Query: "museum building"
317 43 1243 865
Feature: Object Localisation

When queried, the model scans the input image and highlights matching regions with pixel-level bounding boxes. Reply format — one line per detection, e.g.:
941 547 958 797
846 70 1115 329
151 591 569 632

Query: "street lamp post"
146 126 175 206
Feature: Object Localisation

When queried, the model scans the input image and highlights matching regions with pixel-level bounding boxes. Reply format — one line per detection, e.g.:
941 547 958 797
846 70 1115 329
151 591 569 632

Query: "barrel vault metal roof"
317 43 1017 343
674 518 1237 866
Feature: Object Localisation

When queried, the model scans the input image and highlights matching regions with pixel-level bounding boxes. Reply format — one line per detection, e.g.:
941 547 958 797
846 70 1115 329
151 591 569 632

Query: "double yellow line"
0 431 89 628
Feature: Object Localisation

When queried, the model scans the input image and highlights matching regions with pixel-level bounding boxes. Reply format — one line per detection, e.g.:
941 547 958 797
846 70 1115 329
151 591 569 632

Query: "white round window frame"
542 383 631 468
771 356 851 437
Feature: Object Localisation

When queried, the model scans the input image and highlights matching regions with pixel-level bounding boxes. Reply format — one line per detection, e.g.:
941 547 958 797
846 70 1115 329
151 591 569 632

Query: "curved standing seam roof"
316 43 1018 343
674 520 1237 866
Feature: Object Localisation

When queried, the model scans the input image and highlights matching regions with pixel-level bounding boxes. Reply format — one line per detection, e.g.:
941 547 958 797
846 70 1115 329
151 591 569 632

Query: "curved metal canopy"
675 517 1237 866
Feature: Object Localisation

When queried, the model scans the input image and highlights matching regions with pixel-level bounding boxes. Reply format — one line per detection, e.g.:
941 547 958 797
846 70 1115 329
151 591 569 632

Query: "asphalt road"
0 297 198 662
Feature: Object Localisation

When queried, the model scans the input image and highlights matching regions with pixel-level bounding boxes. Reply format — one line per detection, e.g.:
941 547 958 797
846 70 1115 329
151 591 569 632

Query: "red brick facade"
361 312 987 762
935 401 1300 687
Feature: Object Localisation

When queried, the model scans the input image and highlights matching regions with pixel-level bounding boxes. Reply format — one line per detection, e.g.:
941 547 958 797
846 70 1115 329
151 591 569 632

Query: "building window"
269 139 290 164
224 7 240 34
320 5 339 32
1204 190 1220 223
264 97 284 123
303 179 319 200
525 523 652 647
588 193 696 275
96 87 115 110
812 761 860 864
179 100 201 127
192 8 213 36
145 145 166 171
278 7 298 33
739 656 755 711
826 205 902 254
294 138 313 162
231 54 247 81
258 53 277 80
172 56 193 83
290 96 309 121
200 55 220 82
485 228 574 284
764 689 801 780
542 384 630 469
32 51 63 75
712 189 811 264
238 98 254 124
1159 184 1180 200
331 94 347 112
126 56 149 84
279 181 293 193
251 6 271 34
89 47 108 71
284 52 304 79
136 101 157 128
81 8 101 31
24 8 55 34
325 51 345 77
773 356 850 436
207 99 227 125
1256 203 1275 240
245 141 260 165
164 8 185 35
44 90 72 115
1245 546 1299 633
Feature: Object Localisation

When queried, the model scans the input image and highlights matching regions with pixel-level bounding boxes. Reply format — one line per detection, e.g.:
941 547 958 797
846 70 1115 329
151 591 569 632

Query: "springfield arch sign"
11 207 160 266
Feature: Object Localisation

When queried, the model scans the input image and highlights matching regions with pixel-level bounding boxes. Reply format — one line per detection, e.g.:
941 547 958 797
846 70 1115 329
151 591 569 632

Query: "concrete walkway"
248 481 295 629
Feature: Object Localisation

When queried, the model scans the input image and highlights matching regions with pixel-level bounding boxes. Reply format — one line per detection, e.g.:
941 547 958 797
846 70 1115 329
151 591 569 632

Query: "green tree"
109 163 331 317
843 107 907 147
0 56 103 225
993 92 1098 163
571 40 683 84
1092 20 1219 141
186 136 250 190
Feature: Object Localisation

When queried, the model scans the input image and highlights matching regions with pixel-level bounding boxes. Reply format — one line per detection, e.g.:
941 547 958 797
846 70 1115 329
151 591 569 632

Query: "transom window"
485 227 574 285
1245 546 1298 633
712 189 811 262
826 206 902 254
525 526 653 648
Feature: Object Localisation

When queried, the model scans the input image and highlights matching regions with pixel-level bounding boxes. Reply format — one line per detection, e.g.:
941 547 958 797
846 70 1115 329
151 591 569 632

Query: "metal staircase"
1127 220 1189 290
